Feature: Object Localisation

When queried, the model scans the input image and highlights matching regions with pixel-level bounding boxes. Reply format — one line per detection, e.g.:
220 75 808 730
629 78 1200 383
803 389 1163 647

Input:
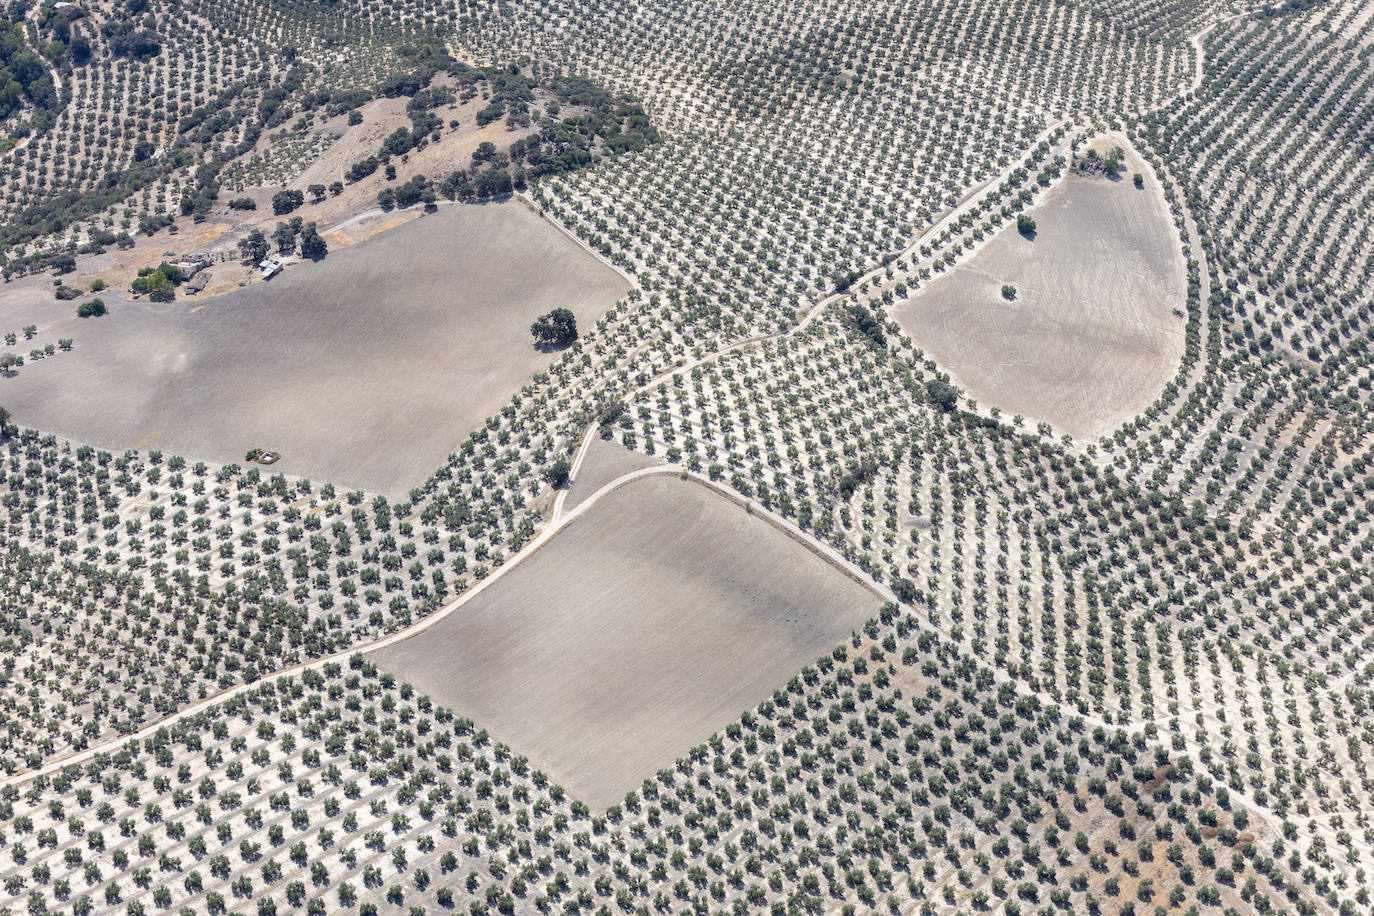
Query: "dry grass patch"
0 200 627 496
893 148 1186 440
372 473 880 808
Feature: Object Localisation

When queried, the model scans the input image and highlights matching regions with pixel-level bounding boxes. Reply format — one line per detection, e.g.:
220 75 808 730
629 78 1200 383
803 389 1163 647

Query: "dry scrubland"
373 474 879 808
0 202 626 496
893 144 1186 440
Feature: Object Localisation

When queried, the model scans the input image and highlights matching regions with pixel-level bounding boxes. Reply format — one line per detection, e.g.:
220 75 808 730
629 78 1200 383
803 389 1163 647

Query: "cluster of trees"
130 263 182 301
0 23 57 123
240 217 326 261
343 62 659 209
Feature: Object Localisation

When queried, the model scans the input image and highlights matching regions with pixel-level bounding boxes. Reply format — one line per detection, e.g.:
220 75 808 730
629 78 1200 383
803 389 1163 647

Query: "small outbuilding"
185 272 210 294
259 258 283 280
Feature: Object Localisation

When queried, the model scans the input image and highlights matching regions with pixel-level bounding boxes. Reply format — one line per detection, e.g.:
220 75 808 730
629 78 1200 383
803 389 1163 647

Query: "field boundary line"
516 192 639 289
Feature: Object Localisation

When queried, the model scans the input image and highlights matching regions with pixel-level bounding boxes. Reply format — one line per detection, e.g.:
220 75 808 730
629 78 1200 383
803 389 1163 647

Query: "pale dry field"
0 201 627 495
372 474 879 808
563 436 664 511
893 159 1186 440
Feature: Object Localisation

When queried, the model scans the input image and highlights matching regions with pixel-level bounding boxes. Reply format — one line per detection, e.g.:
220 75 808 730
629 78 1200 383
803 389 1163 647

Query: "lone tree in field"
1017 213 1036 237
1001 284 1017 300
299 223 328 260
530 308 578 347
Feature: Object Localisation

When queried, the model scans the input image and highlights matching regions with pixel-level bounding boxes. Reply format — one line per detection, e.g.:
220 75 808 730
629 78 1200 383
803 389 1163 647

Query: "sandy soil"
893 154 1186 440
372 474 879 808
0 201 627 496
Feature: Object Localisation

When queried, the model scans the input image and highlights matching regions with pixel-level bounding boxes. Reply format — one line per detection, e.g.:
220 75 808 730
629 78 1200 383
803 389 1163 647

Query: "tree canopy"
530 308 578 347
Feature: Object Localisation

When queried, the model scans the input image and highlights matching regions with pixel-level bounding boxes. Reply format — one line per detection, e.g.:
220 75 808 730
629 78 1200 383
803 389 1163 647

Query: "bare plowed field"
372 474 879 808
563 437 663 512
0 201 627 495
893 163 1186 439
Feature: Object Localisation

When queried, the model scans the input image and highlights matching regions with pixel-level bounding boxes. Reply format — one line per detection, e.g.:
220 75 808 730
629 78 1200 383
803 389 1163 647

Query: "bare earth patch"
0 201 627 496
893 158 1186 440
563 437 664 512
372 474 880 808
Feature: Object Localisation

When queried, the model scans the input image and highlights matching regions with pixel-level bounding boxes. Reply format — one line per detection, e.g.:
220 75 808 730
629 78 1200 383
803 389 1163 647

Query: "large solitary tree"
530 308 578 347
241 229 269 263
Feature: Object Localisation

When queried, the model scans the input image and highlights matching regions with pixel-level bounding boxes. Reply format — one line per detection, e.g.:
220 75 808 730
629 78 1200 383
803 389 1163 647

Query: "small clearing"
372 474 880 809
0 201 627 496
893 146 1186 440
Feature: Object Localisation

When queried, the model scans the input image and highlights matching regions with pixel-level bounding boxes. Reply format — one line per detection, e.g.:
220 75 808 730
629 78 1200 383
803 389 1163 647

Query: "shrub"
227 197 257 210
76 298 107 318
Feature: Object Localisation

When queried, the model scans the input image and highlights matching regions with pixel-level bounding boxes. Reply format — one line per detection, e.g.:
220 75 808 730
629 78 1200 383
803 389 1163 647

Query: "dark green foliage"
346 157 379 183
844 304 885 350
76 298 107 318
240 230 269 263
0 23 57 121
298 223 327 260
544 457 571 488
393 175 433 209
227 197 257 211
832 269 862 292
273 222 297 253
360 64 660 204
924 379 959 412
530 308 578 347
836 458 877 500
131 264 180 301
1017 213 1036 236
137 212 174 237
99 15 161 60
473 169 512 198
272 189 304 216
